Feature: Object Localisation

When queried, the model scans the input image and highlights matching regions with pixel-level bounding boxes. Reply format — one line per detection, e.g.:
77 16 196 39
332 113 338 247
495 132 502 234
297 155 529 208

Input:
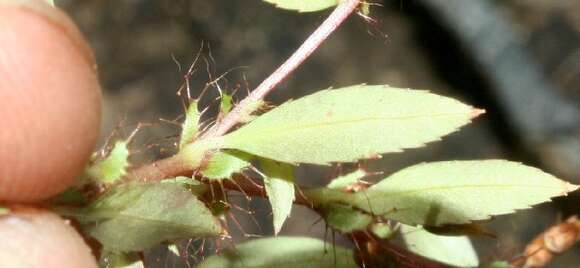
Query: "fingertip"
0 0 102 201
0 208 98 268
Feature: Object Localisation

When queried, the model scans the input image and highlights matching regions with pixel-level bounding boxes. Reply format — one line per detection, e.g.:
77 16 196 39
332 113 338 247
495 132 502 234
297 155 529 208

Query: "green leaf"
201 151 252 180
180 101 201 149
323 203 372 233
86 141 130 184
356 160 579 226
327 169 366 190
220 93 233 115
401 225 479 267
72 183 222 252
262 0 338 12
305 160 578 226
198 236 358 268
44 0 55 6
100 252 144 268
261 160 295 234
223 85 479 165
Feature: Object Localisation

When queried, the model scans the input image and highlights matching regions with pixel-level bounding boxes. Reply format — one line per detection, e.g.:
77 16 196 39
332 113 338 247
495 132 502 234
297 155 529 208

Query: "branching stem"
200 0 361 139
119 2 459 267
128 0 361 183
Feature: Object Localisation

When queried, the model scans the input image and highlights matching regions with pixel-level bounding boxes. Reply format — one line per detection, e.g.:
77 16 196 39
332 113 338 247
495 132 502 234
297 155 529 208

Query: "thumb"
0 0 102 202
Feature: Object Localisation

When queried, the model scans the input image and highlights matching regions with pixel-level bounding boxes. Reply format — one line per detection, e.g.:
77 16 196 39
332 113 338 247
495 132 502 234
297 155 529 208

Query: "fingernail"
0 0 96 67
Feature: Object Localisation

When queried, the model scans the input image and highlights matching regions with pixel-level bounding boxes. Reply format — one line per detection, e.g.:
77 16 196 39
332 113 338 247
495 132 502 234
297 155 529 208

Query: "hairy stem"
200 0 361 139
127 154 191 182
128 0 360 183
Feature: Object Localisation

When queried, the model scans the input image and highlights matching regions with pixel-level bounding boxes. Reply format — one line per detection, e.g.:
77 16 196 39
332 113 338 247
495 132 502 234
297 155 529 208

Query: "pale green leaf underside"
223 85 477 165
360 160 578 225
180 101 201 149
198 237 358 268
79 183 222 251
401 225 479 267
262 0 338 12
306 160 578 226
261 161 295 234
327 169 366 189
201 151 252 180
87 141 130 184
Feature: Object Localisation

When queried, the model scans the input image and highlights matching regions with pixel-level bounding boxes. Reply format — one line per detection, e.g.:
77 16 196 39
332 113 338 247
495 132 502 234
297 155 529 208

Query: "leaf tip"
565 183 580 194
471 108 486 119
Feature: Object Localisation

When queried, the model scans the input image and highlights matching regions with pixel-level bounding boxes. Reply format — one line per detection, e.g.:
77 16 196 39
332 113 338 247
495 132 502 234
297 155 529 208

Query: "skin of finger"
0 208 98 268
0 0 102 201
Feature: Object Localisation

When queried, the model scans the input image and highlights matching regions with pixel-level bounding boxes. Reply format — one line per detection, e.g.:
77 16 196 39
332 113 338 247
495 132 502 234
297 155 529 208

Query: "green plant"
42 1 580 267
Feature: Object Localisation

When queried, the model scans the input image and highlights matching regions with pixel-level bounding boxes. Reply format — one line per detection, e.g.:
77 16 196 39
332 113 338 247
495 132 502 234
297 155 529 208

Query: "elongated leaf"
86 141 130 184
327 169 366 190
261 160 295 234
180 101 201 149
354 160 578 226
401 225 479 267
201 151 252 180
262 0 338 12
198 236 358 268
73 183 222 252
305 160 578 226
223 85 479 165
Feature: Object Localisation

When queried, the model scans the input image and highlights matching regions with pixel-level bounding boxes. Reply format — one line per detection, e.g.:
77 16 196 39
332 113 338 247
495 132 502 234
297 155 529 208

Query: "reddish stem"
200 0 361 139
128 0 361 183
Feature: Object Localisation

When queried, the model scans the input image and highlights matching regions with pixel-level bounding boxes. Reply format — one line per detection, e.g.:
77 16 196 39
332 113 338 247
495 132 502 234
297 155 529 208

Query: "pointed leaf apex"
471 108 486 119
565 183 580 194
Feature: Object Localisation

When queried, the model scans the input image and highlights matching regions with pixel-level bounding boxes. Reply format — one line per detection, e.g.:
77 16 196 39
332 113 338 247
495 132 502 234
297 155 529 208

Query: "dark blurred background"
57 0 580 267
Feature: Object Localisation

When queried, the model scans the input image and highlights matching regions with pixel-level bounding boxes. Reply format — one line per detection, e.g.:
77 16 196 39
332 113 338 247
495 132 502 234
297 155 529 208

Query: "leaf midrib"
228 112 469 142
366 183 566 199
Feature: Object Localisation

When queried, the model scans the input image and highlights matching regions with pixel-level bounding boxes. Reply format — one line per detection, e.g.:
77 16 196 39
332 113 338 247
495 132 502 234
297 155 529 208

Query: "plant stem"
200 0 361 139
127 154 191 182
128 0 360 183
